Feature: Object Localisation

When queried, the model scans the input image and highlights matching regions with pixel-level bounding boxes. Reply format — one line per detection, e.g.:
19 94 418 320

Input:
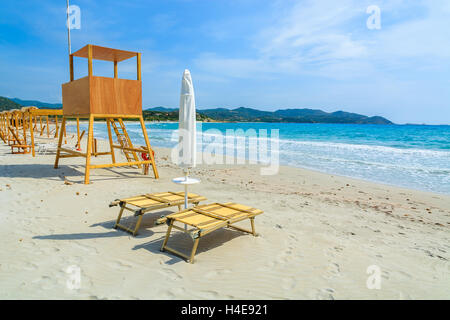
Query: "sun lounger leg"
189 238 200 264
161 220 174 251
114 205 125 229
227 218 258 236
133 215 143 236
250 217 257 236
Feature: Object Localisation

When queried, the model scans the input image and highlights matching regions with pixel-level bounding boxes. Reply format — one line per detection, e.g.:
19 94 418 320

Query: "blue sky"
0 0 449 124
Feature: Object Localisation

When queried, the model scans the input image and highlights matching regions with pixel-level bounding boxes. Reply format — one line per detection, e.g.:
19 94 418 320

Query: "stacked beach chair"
110 191 263 263
0 107 65 156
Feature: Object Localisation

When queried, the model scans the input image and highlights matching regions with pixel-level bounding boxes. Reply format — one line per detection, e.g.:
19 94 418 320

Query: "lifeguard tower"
54 44 159 184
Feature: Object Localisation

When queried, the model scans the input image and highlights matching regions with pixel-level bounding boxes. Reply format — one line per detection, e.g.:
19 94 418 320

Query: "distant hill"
146 106 177 112
11 98 62 109
143 109 212 122
197 107 393 124
0 96 23 111
2 97 393 124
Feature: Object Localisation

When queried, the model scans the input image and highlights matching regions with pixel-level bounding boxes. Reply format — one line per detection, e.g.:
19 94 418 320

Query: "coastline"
0 134 449 299
64 121 450 195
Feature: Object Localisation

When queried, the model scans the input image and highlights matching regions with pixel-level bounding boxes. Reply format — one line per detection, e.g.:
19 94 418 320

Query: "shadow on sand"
0 164 82 180
33 211 249 265
0 163 155 183
133 227 246 265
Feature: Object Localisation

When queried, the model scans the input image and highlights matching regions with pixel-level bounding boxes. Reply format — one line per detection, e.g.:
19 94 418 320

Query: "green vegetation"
11 98 62 109
1 96 393 124
195 107 393 124
142 110 213 122
146 107 393 124
0 96 23 111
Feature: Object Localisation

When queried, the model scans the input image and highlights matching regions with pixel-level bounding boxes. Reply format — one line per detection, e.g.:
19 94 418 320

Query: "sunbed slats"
161 202 263 263
111 191 206 236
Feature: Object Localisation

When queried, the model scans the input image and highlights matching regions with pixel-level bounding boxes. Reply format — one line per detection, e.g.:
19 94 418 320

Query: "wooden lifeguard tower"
54 44 159 184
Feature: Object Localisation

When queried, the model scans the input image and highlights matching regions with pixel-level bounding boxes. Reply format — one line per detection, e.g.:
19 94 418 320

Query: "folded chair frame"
110 192 206 236
159 203 262 263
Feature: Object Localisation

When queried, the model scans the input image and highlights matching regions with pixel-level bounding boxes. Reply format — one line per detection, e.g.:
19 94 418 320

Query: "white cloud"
194 0 450 79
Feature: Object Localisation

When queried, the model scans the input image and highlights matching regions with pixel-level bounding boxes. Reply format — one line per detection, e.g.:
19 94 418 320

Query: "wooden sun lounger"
109 191 206 236
158 202 263 263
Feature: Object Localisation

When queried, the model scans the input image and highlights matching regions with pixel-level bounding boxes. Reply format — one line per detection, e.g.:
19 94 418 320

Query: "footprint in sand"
199 290 220 299
281 277 297 290
160 290 176 299
32 275 59 291
72 242 99 255
309 288 335 300
170 287 187 295
204 269 232 279
158 268 182 281
108 260 133 271
23 262 38 271
396 270 413 280
323 262 341 280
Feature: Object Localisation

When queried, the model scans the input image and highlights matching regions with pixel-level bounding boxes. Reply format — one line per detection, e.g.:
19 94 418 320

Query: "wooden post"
54 115 59 138
70 54 74 81
46 116 49 137
14 113 18 139
106 119 116 163
114 61 118 78
76 117 80 148
22 112 27 145
88 45 93 77
0 115 3 143
54 117 66 168
84 114 94 184
139 115 159 179
63 122 67 144
30 113 35 157
137 53 141 81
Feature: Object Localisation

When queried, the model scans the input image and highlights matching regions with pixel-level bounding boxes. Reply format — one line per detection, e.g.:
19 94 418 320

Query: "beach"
0 133 449 300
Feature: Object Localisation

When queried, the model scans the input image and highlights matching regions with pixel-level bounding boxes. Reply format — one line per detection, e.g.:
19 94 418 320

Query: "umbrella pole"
184 184 188 209
184 168 189 209
184 168 189 232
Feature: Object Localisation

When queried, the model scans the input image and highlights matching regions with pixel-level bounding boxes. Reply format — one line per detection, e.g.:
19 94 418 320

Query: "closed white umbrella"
178 69 196 169
173 69 199 210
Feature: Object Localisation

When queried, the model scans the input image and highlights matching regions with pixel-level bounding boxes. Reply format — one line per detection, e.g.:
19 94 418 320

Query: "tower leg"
54 115 59 138
76 118 80 147
54 117 66 168
139 115 159 179
84 115 94 184
106 118 116 164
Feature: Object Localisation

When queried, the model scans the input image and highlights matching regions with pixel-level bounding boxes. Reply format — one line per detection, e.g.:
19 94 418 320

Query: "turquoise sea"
67 122 450 194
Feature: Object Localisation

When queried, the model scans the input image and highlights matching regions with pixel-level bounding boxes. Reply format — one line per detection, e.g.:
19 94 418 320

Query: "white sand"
0 133 449 299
